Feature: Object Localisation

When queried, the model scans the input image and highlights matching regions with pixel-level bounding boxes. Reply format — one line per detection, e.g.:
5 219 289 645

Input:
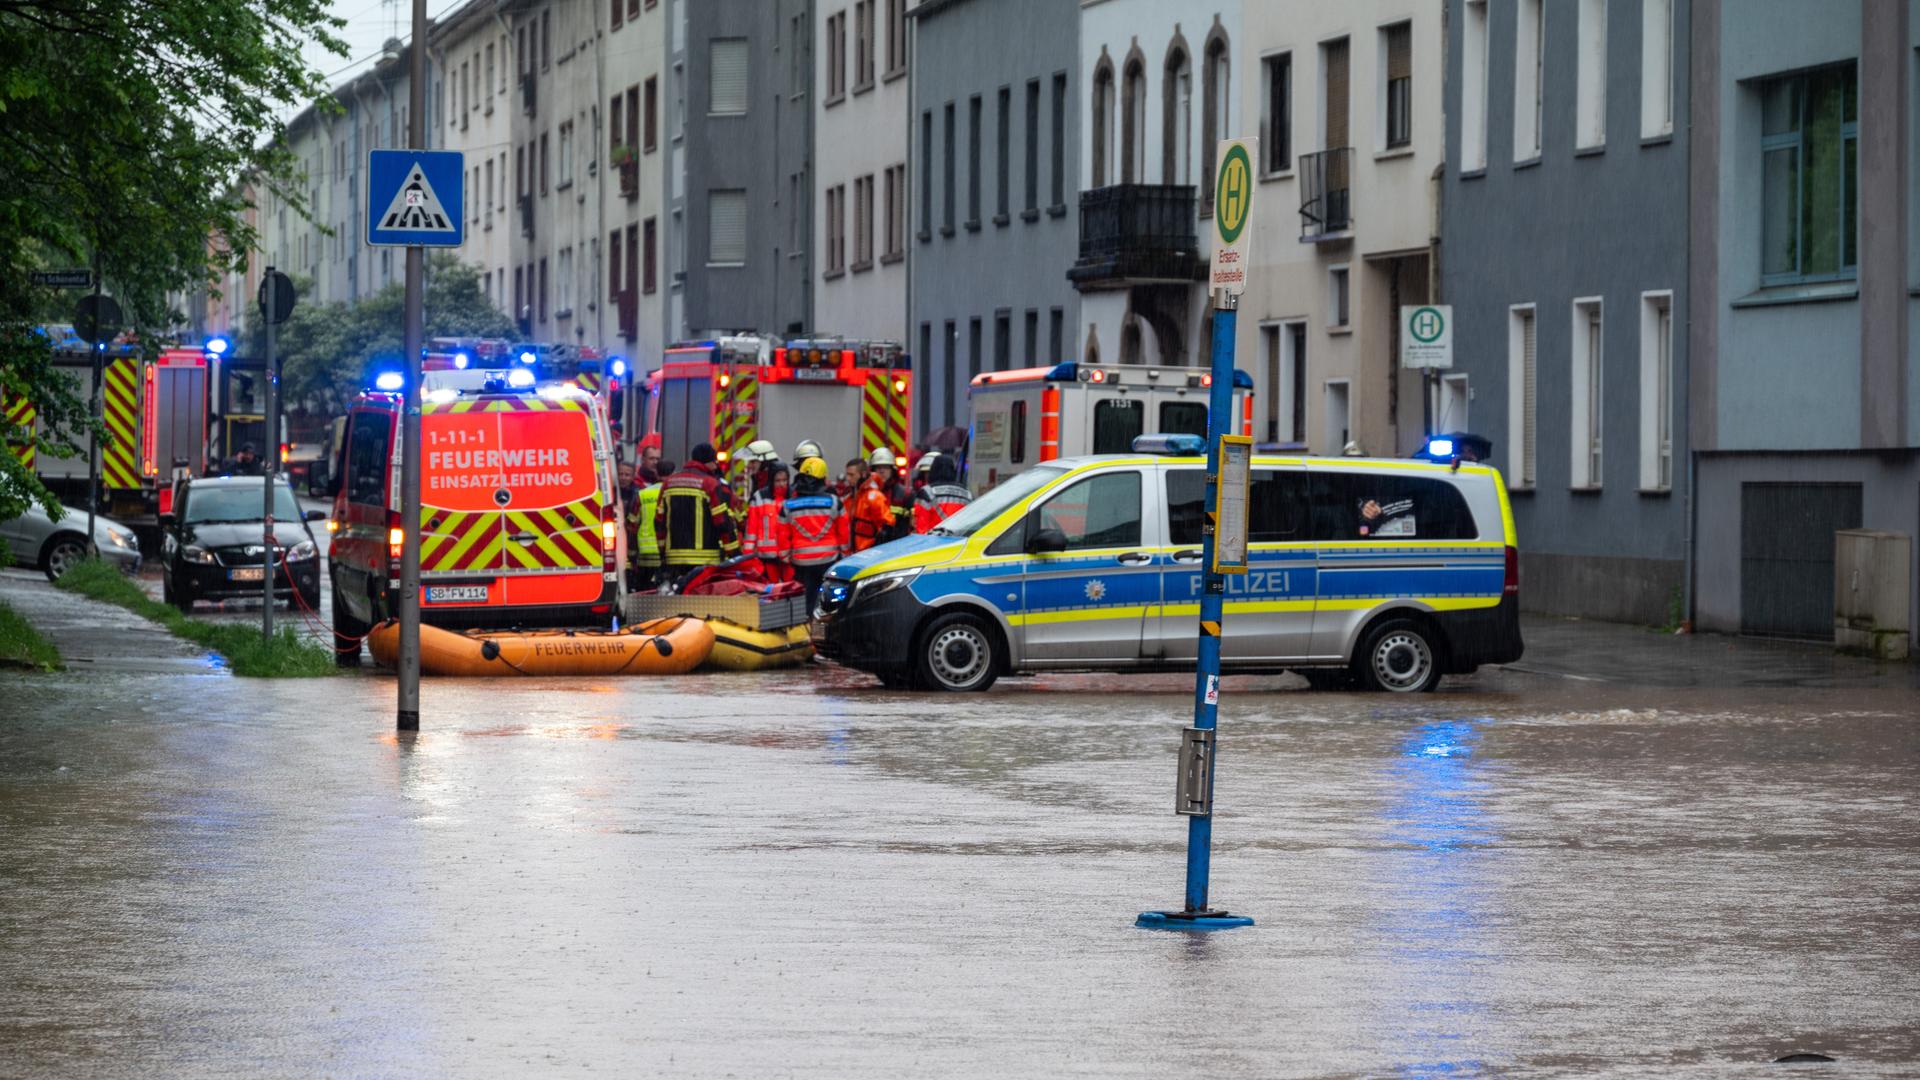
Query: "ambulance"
964 361 1255 494
640 335 912 477
327 362 625 663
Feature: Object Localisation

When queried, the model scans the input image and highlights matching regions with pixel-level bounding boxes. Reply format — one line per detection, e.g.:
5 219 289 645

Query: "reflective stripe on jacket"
656 462 734 566
781 492 846 566
742 488 789 561
629 484 662 567
849 481 893 552
913 483 973 533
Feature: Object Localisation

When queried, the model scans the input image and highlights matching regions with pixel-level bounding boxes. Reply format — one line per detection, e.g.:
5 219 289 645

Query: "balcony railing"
1067 183 1206 290
1298 147 1353 241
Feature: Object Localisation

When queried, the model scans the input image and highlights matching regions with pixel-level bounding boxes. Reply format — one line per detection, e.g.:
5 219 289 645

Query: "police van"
815 436 1522 692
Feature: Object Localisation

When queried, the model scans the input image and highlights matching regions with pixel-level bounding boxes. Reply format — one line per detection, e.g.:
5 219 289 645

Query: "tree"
0 0 344 522
259 256 516 420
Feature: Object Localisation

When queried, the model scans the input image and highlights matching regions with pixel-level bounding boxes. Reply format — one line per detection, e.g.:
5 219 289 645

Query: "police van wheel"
1356 618 1441 693
914 613 1000 692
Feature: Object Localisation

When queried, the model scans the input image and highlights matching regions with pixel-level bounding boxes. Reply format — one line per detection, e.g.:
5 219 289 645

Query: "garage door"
1739 482 1862 640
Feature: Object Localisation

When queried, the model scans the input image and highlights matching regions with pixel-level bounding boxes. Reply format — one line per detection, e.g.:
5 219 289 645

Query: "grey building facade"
1441 0 1691 624
680 0 814 337
908 0 1081 433
1687 0 1919 643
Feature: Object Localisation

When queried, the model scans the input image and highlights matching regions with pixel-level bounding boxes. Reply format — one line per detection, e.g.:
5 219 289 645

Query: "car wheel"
42 534 89 582
1354 618 1443 693
332 578 366 667
912 612 1000 692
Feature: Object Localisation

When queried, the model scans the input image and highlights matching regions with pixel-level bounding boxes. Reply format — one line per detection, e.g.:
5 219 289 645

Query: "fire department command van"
816 436 1524 693
327 363 625 664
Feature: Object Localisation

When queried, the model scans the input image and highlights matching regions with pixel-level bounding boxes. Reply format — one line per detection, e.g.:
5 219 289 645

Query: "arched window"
1121 53 1146 184
1091 55 1115 188
1201 24 1230 212
1120 318 1144 365
1163 43 1192 185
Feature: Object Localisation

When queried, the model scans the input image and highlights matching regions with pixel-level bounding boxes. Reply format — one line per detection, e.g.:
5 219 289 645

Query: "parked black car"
160 475 326 612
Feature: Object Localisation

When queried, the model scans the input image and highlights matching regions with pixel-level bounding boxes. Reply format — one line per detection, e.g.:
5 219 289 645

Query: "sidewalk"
1506 613 1920 691
0 569 216 675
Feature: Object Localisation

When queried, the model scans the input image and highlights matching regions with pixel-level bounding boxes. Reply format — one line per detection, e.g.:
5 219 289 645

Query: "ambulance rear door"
1069 381 1149 457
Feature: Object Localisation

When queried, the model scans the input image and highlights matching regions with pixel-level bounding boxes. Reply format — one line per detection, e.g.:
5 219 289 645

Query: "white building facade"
813 0 909 341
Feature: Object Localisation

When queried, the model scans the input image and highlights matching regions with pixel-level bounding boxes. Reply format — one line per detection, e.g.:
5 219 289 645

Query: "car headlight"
182 545 217 564
102 527 136 550
286 540 317 561
852 566 921 606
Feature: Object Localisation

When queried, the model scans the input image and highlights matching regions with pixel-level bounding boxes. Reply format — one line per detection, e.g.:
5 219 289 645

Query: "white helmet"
915 452 938 474
867 447 897 468
794 438 823 461
746 439 779 463
1342 440 1367 457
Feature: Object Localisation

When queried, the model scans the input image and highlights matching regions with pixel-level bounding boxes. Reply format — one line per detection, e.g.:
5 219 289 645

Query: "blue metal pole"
1139 289 1252 931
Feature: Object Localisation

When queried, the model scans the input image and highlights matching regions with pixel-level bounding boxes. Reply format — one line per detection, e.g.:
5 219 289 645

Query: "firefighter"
792 438 824 472
913 453 973 533
744 439 780 494
656 443 737 573
742 462 792 575
851 448 911 550
838 458 867 501
781 456 845 606
628 459 671 591
913 452 936 496
636 432 664 484
875 448 915 542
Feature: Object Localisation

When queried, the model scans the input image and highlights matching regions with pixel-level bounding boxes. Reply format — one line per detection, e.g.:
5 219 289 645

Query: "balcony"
1067 184 1206 290
1298 148 1353 242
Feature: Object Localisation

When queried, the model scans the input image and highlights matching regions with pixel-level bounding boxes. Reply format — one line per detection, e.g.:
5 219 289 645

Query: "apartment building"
814 0 910 342
602 0 671 363
1442 0 1690 623
1071 2 1240 380
1236 2 1442 460
432 2 514 314
1687 0 1918 643
908 0 1081 433
677 0 814 338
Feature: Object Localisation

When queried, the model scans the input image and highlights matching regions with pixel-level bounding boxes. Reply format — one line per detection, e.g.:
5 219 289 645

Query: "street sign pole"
261 268 278 638
1139 139 1257 932
85 249 102 548
396 0 428 732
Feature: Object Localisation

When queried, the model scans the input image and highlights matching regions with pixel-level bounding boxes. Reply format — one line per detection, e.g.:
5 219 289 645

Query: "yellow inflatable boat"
705 619 814 672
368 617 714 677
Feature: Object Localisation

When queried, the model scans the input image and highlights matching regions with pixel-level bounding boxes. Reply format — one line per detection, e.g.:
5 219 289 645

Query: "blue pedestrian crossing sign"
366 149 465 247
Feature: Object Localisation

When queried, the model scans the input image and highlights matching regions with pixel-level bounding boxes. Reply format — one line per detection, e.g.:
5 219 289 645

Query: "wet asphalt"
2 605 1916 1078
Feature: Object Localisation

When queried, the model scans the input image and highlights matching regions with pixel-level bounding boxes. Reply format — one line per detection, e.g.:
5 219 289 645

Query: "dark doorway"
1739 481 1862 639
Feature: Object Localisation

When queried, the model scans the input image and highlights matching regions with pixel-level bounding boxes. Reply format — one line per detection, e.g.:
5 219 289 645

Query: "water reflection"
1373 717 1502 1076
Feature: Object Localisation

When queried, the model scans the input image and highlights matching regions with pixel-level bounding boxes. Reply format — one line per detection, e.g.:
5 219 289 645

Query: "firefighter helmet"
794 438 823 461
867 447 897 468
746 439 779 463
915 452 938 475
799 456 829 481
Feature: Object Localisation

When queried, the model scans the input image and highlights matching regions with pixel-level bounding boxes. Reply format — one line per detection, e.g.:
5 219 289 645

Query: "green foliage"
1 0 346 520
0 597 62 672
54 559 334 677
254 255 515 418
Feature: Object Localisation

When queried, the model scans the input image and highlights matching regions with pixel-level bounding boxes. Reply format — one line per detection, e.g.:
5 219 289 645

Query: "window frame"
1758 63 1859 287
1507 304 1538 490
1029 469 1144 552
1261 50 1293 176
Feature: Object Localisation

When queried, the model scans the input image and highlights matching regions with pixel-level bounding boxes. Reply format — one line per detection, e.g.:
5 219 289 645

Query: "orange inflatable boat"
368 617 714 677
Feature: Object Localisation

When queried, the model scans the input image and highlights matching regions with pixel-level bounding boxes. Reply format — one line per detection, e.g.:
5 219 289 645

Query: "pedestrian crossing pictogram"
379 163 454 232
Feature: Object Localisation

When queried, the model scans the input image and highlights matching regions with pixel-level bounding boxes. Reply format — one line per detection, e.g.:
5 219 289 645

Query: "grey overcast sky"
295 0 467 114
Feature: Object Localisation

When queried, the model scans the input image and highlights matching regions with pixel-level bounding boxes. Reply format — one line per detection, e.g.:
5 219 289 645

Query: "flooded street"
2 658 1915 1077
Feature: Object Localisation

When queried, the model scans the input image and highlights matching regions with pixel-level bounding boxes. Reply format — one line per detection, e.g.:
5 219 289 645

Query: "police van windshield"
933 466 1067 537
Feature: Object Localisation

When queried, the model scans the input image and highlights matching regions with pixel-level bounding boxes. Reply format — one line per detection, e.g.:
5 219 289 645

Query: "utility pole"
261 268 278 637
397 0 427 731
85 245 103 548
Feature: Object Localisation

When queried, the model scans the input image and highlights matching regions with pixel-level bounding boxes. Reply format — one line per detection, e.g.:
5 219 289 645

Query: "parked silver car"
0 501 143 581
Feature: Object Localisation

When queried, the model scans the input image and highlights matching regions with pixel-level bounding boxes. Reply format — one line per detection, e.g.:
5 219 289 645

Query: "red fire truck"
640 335 911 474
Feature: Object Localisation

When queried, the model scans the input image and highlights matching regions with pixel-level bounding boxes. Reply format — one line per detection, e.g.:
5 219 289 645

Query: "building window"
1091 58 1114 188
918 322 933 433
825 183 845 274
1575 0 1607 150
1640 0 1673 138
1571 298 1603 489
882 164 900 259
1163 45 1191 184
644 77 658 151
885 0 907 77
854 174 874 267
537 257 549 324
710 38 748 115
942 101 956 232
1639 291 1673 492
919 110 933 240
625 83 640 152
643 217 658 294
539 131 549 195
483 159 494 215
611 0 622 31
558 121 574 186
1461 0 1489 170
540 9 551 70
967 94 982 227
825 12 845 101
1328 265 1349 329
1024 79 1040 214
1320 36 1349 153
709 189 747 265
1024 309 1039 364
1120 56 1146 184
1508 305 1537 488
854 0 875 91
1051 72 1067 208
1514 0 1544 160
1201 29 1230 213
557 247 573 316
993 310 1011 371
610 92 624 157
1049 307 1063 363
1760 63 1858 284
968 317 983 382
996 86 1011 222
942 320 958 426
1382 21 1412 150
1261 52 1291 173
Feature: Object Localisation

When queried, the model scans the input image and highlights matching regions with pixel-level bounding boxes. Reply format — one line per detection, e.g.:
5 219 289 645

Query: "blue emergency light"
1132 433 1208 456
517 349 537 365
453 351 472 370
1426 437 1455 458
374 371 405 391
507 368 536 388
204 335 232 357
610 357 628 378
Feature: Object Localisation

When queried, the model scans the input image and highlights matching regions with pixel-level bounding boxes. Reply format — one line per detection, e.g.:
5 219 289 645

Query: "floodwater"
1 661 1916 1077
